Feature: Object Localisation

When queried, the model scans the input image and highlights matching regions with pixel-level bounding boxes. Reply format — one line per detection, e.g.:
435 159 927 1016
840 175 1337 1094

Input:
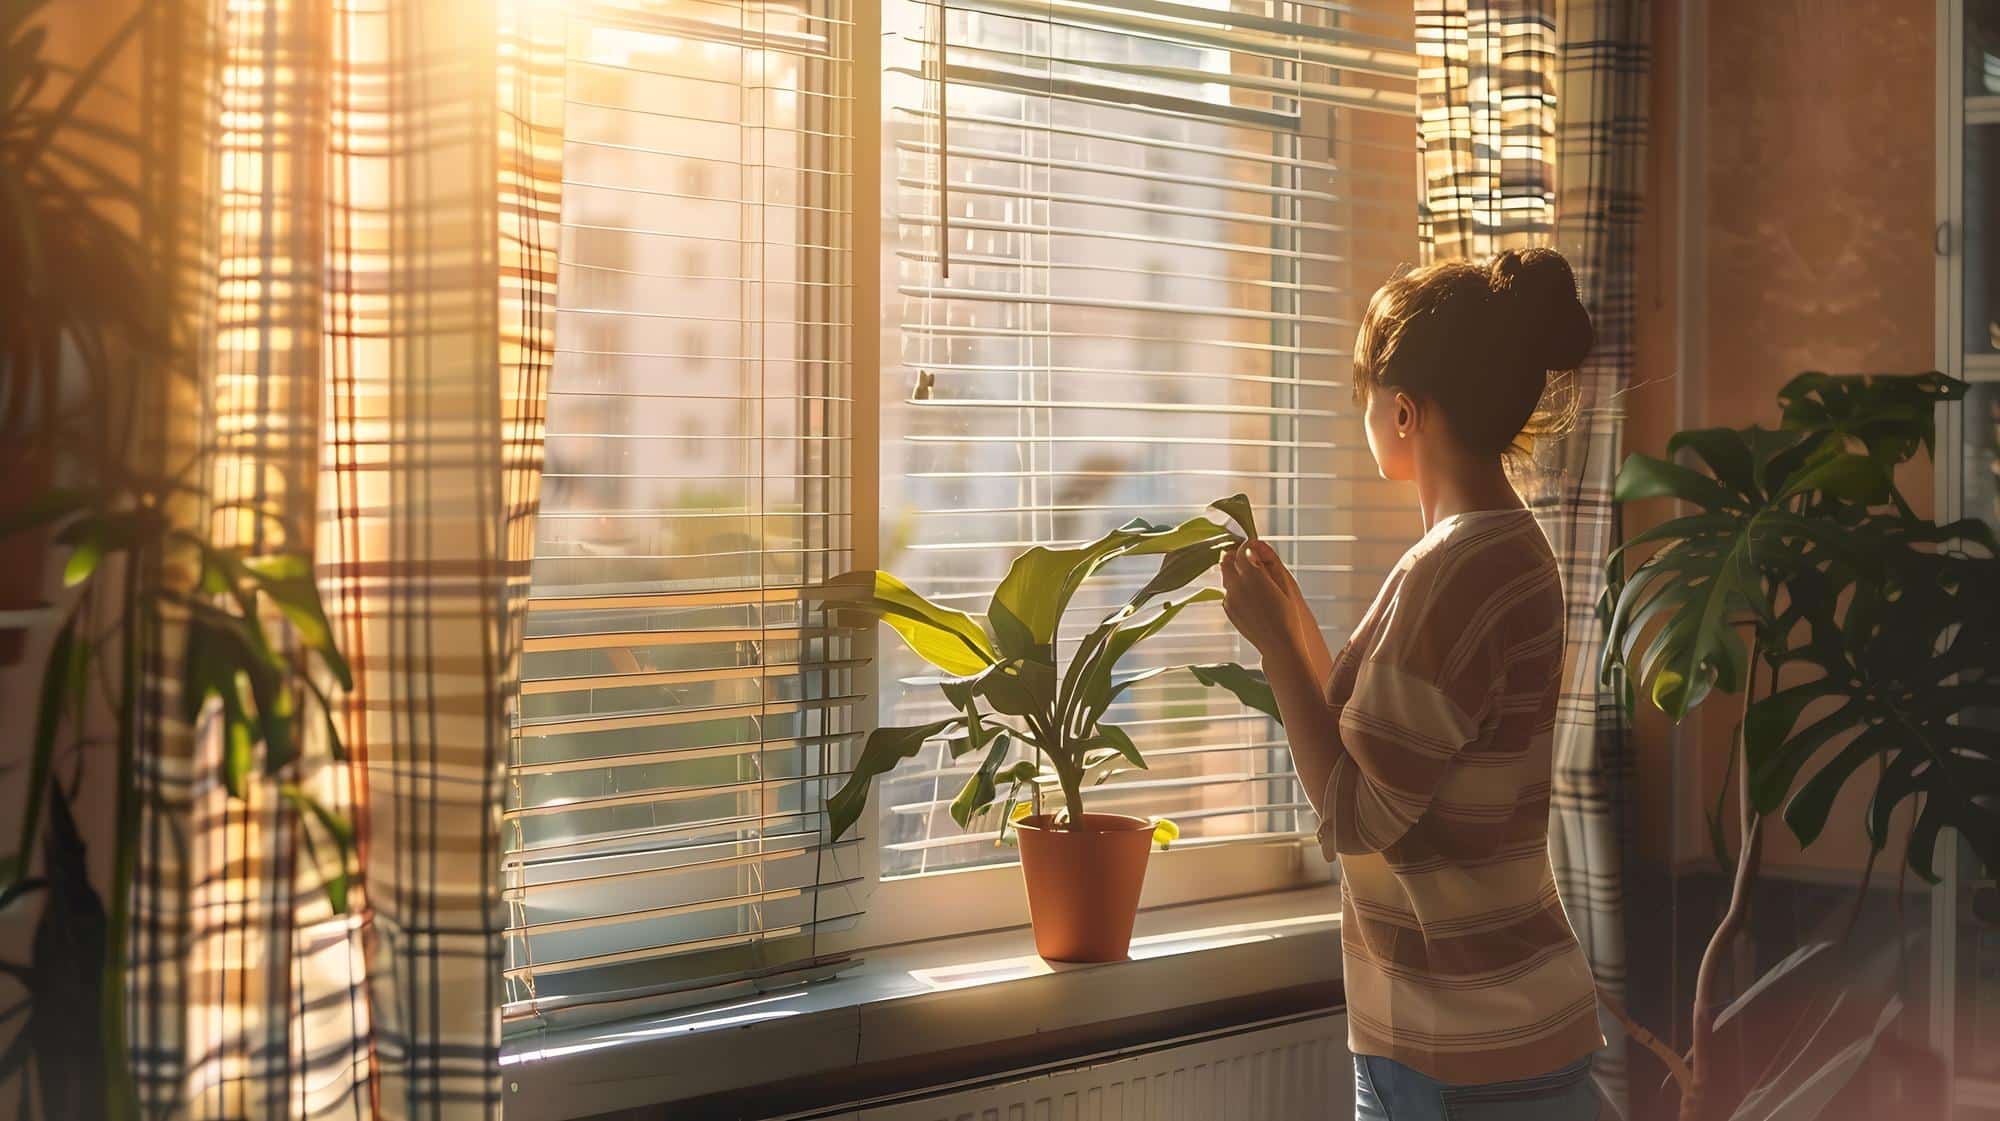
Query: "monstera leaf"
1601 424 1887 720
1746 516 2000 881
1777 370 1960 472
1605 372 1994 884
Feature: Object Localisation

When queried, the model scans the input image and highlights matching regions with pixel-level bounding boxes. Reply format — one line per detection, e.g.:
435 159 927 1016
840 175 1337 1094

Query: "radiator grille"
842 1014 1350 1121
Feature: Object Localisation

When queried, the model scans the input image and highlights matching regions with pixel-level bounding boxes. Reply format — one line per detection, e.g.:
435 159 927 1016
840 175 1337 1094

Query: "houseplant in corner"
1601 371 1999 1121
0 5 357 1116
816 495 1281 962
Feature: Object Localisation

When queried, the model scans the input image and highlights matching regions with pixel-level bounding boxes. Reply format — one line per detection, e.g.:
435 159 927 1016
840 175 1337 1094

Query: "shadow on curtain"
129 1 563 1117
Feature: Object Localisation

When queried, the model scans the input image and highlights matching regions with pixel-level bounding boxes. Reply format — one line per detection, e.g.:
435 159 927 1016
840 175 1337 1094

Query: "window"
875 0 1421 881
503 0 1417 1023
504 0 859 1024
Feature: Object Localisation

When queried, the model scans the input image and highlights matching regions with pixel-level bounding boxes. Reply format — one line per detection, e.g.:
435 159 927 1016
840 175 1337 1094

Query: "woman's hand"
1221 540 1309 659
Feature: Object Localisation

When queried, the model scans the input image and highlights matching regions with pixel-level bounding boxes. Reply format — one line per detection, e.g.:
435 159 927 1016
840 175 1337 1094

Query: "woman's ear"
1394 392 1417 438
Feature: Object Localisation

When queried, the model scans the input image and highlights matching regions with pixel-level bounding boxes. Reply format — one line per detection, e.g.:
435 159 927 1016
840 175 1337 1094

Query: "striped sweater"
1317 508 1603 1085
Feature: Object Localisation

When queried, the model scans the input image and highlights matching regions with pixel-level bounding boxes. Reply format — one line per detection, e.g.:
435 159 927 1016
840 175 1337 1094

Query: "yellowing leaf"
1652 668 1688 715
1152 818 1180 848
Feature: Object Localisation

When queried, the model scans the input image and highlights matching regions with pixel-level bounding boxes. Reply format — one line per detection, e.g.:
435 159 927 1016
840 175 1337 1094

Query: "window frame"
503 0 1416 1018
834 0 1406 950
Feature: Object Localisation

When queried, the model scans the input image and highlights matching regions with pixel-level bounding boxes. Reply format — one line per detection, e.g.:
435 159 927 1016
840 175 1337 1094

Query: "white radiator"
809 1013 1351 1121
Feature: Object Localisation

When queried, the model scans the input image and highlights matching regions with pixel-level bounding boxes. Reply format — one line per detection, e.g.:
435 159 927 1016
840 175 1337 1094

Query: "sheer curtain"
1415 0 1650 1110
130 1 563 1117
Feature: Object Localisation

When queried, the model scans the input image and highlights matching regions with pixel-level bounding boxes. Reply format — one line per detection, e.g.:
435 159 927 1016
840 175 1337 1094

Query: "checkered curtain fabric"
129 1 563 1117
1415 0 1559 261
1415 0 1650 1110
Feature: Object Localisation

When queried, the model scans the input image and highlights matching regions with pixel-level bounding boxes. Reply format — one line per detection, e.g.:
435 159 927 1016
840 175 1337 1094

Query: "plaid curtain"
1415 0 1650 1110
1415 0 1559 261
129 1 563 1118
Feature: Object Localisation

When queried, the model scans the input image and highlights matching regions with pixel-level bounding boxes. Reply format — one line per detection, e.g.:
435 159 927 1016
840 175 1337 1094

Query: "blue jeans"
1353 1054 1599 1121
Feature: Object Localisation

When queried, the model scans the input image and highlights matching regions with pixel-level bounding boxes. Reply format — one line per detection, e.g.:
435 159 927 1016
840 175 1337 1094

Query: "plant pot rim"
1013 812 1154 835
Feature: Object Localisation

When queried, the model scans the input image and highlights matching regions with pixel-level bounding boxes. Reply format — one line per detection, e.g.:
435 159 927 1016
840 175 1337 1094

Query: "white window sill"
501 888 1343 1121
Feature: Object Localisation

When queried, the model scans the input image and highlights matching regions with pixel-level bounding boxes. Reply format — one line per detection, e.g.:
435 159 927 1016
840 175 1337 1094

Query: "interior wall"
1625 0 1938 878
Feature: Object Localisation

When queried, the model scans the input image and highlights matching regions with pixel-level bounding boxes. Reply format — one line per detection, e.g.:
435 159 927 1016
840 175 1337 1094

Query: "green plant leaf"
1186 662 1283 724
1600 472 1776 723
987 513 1234 661
1782 729 1890 849
1777 448 1890 505
949 733 1012 828
242 553 353 690
988 544 1092 659
1129 536 1233 606
221 673 255 798
1741 495 2000 882
59 520 108 587
1744 686 1853 816
17 612 80 879
1080 720 1144 776
1207 493 1258 541
55 508 164 588
280 785 355 914
815 570 995 675
993 762 1042 843
278 785 356 848
1067 587 1223 734
1613 453 1741 511
1777 370 1960 467
1664 427 1759 499
826 717 963 841
0 876 46 913
25 783 110 1121
299 674 348 762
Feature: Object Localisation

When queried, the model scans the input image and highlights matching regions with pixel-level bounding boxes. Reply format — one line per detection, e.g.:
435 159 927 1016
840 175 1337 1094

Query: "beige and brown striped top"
1318 508 1603 1084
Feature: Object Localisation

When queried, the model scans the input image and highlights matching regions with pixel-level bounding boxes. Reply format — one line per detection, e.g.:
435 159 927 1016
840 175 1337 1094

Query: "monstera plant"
1602 371 1998 1121
815 495 1280 961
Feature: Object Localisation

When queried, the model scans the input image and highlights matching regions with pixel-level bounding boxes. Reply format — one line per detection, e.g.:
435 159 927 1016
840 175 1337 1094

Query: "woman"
1221 248 1604 1121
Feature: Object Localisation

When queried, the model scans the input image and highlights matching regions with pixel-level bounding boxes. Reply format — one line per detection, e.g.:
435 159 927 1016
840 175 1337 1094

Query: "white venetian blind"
503 0 860 1024
877 0 1422 876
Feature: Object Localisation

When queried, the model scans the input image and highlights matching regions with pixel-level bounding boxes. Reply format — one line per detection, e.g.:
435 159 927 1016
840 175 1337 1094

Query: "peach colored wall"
1626 0 1937 877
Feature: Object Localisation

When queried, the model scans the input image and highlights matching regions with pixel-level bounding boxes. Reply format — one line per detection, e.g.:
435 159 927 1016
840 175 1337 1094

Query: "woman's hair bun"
1489 247 1594 373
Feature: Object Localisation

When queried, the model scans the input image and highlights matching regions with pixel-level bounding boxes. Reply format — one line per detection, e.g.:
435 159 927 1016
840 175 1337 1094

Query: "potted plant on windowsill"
815 495 1282 963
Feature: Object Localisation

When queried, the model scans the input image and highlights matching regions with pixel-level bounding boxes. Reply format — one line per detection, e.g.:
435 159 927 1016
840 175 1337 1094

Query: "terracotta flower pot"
1014 812 1154 963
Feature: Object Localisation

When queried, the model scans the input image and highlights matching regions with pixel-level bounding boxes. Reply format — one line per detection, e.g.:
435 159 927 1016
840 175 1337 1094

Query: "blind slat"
878 0 1415 876
507 0 858 1019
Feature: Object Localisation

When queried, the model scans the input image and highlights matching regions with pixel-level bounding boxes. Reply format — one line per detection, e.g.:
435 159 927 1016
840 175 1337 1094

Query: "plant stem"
103 552 143 1121
1839 824 1882 946
1682 665 1765 1121
1058 769 1085 831
1603 996 1693 1096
